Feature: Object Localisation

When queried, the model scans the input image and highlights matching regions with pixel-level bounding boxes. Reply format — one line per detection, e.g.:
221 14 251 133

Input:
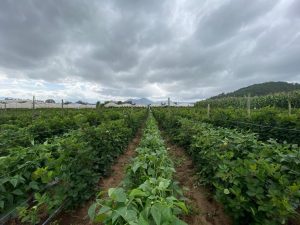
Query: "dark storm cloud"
194 0 276 46
0 0 94 69
0 0 299 100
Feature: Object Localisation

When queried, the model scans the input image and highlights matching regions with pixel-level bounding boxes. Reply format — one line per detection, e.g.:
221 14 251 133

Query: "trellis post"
247 94 251 117
207 103 210 118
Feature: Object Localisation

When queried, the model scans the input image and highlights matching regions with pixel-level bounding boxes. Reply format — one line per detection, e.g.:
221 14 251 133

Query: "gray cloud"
0 0 299 101
194 0 276 46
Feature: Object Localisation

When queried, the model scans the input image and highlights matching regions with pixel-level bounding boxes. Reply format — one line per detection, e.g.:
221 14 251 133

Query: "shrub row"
0 109 146 224
89 113 188 225
0 109 138 155
195 91 300 109
154 110 300 225
156 107 300 145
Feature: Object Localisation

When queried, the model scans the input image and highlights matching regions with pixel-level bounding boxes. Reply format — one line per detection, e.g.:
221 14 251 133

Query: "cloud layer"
0 0 299 102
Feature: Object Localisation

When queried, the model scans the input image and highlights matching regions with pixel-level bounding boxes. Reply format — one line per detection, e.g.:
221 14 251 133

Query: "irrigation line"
0 198 31 224
191 117 300 135
189 117 300 133
225 119 300 132
41 200 68 225
0 178 60 223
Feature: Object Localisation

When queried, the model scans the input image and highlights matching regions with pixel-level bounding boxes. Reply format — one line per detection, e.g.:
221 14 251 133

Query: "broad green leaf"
159 206 172 222
10 178 18 188
88 203 97 220
129 189 147 197
116 207 137 222
132 162 140 173
112 211 120 224
29 181 39 190
151 205 161 225
108 188 127 202
99 205 111 214
138 214 150 225
158 179 170 190
173 217 188 225
174 201 188 214
12 189 23 195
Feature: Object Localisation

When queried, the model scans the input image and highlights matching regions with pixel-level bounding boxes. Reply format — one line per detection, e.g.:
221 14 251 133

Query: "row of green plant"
89 113 188 225
0 108 134 156
0 108 94 126
0 109 146 224
154 110 300 225
162 107 300 145
195 90 300 109
0 109 50 126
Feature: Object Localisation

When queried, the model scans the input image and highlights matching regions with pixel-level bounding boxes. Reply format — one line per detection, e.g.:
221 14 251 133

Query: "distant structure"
76 100 88 105
104 101 146 108
104 102 119 107
0 98 95 109
45 99 55 104
102 99 195 108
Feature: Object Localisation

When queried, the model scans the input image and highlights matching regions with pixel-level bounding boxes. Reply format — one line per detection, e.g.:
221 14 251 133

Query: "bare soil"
288 208 300 225
164 136 232 225
54 127 144 225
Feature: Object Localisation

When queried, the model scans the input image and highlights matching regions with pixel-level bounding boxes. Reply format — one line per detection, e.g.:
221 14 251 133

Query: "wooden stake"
247 94 251 117
288 100 291 116
33 96 35 110
32 96 35 121
61 99 64 115
207 103 210 118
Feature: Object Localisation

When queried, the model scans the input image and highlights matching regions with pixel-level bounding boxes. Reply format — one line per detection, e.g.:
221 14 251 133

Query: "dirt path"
163 136 232 225
54 127 144 225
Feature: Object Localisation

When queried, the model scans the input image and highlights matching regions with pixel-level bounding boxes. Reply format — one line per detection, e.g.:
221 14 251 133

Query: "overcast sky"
0 0 299 102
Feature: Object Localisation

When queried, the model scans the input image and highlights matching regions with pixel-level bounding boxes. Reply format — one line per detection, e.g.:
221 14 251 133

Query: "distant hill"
210 81 300 99
126 98 153 105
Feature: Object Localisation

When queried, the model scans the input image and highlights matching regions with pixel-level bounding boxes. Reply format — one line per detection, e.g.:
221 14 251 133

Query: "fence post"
61 99 64 115
32 96 35 120
288 100 291 116
247 94 251 117
207 103 210 119
33 96 35 110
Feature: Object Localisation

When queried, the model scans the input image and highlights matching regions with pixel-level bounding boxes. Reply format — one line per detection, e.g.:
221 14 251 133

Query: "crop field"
0 107 299 225
0 108 146 224
1 0 300 224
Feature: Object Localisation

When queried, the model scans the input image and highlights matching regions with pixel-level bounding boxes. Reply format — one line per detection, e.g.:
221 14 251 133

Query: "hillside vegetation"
196 82 300 109
210 81 300 99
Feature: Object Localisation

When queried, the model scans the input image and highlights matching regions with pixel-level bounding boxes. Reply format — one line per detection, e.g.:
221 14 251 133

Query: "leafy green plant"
154 108 300 225
0 108 146 223
89 113 188 225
